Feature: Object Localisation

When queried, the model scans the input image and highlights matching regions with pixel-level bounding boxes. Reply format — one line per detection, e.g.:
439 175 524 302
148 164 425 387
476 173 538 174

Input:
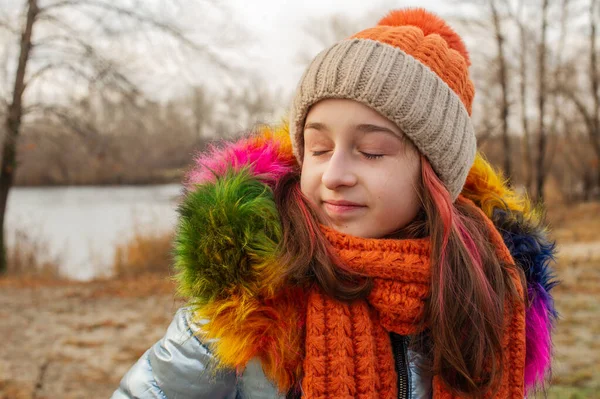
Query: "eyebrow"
304 122 400 138
355 124 399 137
304 122 329 132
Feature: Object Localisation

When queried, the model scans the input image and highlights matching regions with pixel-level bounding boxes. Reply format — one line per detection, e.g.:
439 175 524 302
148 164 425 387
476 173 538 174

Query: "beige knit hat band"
290 38 476 200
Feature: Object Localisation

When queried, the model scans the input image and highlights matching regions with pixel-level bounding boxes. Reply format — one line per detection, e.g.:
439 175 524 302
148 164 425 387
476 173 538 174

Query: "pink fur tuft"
185 128 296 190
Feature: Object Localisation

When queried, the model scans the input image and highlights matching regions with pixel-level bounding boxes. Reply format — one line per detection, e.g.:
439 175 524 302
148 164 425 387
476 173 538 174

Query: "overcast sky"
120 0 463 99
220 0 454 92
0 1 480 102
1 0 584 103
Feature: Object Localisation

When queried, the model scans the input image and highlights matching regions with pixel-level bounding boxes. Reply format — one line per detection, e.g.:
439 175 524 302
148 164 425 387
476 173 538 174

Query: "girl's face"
300 99 422 238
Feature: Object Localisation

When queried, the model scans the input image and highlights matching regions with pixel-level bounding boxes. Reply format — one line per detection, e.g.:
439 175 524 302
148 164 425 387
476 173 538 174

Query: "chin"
332 224 375 239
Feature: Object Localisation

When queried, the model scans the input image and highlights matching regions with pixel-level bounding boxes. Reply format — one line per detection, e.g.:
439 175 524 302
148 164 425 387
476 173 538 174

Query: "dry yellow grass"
547 201 600 244
538 201 600 398
5 227 61 278
0 380 31 399
112 226 174 277
86 274 176 298
543 256 600 398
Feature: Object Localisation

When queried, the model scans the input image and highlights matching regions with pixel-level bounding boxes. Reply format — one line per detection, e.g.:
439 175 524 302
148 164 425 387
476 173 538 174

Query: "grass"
547 201 600 243
0 380 31 399
2 218 176 296
539 199 600 399
112 222 174 278
546 255 600 397
5 227 62 278
538 386 600 399
5 211 174 280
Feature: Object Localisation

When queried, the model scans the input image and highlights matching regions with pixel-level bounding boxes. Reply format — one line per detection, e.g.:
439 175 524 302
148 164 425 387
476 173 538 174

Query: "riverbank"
5 184 181 280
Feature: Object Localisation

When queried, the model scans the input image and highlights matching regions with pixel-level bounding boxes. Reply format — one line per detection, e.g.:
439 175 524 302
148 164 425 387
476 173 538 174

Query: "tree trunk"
535 0 549 203
519 19 533 193
515 0 536 193
491 0 512 182
0 0 38 274
590 0 600 193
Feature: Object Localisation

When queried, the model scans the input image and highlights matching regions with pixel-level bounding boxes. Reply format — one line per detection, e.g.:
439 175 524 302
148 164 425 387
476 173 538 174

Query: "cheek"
300 162 316 199
377 158 420 190
377 158 421 205
404 159 423 210
410 156 422 191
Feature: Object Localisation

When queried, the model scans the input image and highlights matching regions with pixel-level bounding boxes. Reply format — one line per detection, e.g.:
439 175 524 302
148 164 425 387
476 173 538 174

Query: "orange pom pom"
378 8 470 66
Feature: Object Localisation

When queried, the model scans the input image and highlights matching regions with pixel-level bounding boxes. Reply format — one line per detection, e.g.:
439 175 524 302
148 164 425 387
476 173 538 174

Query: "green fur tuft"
174 168 283 304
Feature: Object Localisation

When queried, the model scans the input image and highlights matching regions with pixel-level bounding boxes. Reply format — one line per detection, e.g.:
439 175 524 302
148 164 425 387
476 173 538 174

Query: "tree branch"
476 120 501 146
28 15 147 104
589 0 599 135
40 0 228 70
36 104 100 139
0 18 18 35
555 86 600 159
556 87 595 135
24 62 96 91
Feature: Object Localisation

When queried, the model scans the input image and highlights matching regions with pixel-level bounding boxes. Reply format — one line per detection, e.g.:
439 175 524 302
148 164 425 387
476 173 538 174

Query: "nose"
321 150 358 189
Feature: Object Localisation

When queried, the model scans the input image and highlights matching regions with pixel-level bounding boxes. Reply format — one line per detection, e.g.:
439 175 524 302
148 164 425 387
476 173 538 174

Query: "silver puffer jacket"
111 307 433 399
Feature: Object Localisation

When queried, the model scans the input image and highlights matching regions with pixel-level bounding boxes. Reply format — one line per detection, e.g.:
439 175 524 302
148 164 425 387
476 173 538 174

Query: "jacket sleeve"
111 307 237 399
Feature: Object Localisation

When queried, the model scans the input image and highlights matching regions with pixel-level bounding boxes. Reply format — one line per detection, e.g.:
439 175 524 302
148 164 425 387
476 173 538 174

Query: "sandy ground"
1 244 599 398
0 276 184 399
546 244 600 399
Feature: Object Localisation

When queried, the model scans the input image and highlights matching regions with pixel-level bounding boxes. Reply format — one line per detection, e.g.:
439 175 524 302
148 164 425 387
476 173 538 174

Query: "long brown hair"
275 170 373 300
273 157 525 397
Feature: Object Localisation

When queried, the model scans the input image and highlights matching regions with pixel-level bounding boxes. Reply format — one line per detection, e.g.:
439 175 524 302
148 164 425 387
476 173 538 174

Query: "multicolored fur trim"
185 126 296 190
175 125 557 394
175 125 305 391
462 156 558 393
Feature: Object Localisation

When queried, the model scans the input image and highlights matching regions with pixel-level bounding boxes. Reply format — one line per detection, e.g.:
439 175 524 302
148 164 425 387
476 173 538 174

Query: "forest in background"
1 0 598 203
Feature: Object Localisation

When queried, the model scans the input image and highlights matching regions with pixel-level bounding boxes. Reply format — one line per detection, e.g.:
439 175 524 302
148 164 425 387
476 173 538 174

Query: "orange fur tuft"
190 285 307 393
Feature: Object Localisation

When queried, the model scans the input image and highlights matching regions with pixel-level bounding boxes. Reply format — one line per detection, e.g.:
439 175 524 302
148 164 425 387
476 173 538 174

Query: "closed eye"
361 152 384 159
312 151 384 159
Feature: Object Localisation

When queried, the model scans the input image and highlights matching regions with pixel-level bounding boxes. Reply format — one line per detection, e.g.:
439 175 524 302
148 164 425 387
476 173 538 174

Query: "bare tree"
450 0 598 202
1 0 39 274
449 0 521 181
191 86 214 140
592 0 600 175
534 0 551 202
585 0 600 189
0 0 233 274
514 0 535 193
296 4 397 66
553 0 599 198
490 0 512 181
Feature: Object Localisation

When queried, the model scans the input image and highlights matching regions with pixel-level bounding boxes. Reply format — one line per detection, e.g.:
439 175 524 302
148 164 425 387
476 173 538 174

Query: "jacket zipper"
390 333 410 399
287 335 412 399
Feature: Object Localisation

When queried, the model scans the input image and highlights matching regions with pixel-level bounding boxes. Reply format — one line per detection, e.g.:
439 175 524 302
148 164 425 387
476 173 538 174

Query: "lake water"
6 184 182 280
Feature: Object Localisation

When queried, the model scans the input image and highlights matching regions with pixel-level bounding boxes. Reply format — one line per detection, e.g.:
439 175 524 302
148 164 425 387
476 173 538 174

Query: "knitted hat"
289 8 476 200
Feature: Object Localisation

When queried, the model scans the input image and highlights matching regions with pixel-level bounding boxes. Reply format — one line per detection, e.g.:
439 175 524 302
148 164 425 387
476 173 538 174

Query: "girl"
112 8 557 399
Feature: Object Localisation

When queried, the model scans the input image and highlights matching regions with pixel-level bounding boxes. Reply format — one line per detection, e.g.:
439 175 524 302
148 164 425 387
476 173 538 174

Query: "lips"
323 200 364 207
322 199 366 215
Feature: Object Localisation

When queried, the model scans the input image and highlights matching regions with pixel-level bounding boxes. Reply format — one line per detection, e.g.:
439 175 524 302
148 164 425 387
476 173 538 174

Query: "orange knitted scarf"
301 222 526 398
